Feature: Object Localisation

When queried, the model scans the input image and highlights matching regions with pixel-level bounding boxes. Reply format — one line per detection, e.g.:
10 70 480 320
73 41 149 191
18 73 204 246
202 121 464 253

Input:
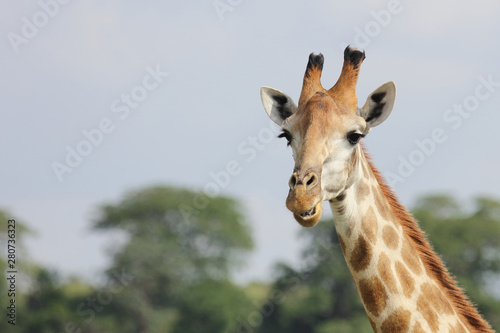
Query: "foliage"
0 210 40 332
3 191 500 332
89 185 254 332
94 185 253 282
172 279 254 333
258 219 372 333
16 268 99 333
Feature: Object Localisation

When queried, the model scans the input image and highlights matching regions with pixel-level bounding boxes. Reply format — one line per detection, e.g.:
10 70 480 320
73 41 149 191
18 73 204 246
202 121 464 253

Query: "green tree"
172 279 255 333
0 209 38 331
259 219 371 333
16 268 98 333
91 185 255 332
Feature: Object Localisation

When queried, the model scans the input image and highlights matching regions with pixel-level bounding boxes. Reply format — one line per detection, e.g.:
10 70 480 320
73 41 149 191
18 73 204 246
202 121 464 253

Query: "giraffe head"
261 46 396 227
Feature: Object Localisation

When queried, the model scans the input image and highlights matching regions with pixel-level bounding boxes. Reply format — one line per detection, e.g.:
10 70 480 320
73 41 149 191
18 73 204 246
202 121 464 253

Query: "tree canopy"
90 185 255 332
2 190 499 332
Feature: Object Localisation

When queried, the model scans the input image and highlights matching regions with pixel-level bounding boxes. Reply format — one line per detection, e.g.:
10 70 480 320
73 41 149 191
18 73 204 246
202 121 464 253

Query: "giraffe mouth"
300 207 316 218
293 202 323 228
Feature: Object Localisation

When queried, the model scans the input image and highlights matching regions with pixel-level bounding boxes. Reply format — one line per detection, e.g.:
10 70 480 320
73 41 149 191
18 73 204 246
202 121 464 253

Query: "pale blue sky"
1 0 500 283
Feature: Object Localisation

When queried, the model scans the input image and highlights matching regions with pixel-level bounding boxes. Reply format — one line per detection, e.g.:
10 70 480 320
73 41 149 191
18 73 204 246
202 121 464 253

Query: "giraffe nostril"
305 173 318 189
306 174 316 187
289 174 298 188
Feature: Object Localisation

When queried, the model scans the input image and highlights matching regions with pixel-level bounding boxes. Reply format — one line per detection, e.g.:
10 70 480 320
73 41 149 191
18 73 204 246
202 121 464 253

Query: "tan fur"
380 308 412 333
328 59 364 111
299 66 325 107
263 48 493 332
378 253 398 294
395 261 415 298
357 180 372 201
361 207 378 244
349 235 372 272
364 147 494 332
286 93 347 227
359 276 389 317
369 317 379 333
338 234 347 254
412 321 426 333
382 225 399 250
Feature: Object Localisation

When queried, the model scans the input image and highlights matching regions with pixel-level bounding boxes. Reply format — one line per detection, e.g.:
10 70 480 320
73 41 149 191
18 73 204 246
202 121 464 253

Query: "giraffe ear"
358 81 396 128
260 86 298 125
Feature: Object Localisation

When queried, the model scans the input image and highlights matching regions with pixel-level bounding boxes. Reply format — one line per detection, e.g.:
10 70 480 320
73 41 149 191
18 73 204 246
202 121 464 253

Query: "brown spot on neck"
358 276 388 317
421 283 454 315
395 261 415 298
380 308 411 333
401 237 422 275
349 235 372 272
373 185 393 221
382 225 399 250
417 293 440 332
356 180 371 202
361 206 378 244
411 321 425 333
378 253 398 294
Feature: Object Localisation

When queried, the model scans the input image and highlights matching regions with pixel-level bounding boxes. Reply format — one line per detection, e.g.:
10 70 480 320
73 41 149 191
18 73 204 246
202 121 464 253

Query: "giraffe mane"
362 145 494 333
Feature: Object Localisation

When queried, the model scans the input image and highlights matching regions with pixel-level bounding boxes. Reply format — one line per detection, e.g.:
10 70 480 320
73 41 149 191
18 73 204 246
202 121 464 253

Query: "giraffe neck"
328 146 484 333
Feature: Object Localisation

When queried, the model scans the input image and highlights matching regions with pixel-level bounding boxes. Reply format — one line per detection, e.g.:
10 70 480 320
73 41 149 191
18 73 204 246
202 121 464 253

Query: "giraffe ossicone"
260 46 493 333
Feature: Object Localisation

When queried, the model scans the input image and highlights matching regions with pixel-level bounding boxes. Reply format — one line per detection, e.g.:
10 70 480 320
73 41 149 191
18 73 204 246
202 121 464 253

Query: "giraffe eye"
347 131 364 145
278 131 292 146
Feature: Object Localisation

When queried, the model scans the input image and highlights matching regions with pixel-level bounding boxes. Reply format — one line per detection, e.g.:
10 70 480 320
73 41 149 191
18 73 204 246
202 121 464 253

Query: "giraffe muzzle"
286 170 323 227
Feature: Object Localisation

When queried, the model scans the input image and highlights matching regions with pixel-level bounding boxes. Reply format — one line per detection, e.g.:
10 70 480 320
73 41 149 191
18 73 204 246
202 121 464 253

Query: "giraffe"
260 46 493 333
